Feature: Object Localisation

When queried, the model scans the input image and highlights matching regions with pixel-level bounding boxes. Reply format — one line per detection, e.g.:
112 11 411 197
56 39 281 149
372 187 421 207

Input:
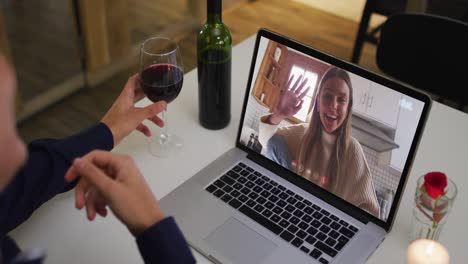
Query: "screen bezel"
235 28 432 231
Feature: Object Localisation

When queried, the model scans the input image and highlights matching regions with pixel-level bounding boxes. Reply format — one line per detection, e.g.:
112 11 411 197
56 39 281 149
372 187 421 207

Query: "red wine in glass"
139 36 184 158
140 64 184 103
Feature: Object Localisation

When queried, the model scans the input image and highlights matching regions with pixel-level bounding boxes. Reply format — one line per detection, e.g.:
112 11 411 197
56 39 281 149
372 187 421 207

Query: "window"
288 65 318 122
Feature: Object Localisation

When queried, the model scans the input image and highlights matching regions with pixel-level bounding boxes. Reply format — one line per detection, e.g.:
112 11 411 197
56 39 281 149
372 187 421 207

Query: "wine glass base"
148 133 183 158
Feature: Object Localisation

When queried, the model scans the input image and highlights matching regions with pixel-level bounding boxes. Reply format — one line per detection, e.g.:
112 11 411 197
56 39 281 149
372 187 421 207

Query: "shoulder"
277 123 308 137
276 123 308 157
345 137 369 171
348 137 365 155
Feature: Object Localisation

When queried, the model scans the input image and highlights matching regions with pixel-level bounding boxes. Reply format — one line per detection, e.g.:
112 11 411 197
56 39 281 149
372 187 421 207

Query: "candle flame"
425 241 435 255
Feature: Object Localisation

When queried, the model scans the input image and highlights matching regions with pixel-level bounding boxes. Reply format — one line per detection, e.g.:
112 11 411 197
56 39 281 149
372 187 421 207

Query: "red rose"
424 171 448 199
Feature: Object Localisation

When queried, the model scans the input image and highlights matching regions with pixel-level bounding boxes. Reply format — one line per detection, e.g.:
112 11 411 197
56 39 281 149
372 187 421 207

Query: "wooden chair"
351 0 407 64
376 13 468 110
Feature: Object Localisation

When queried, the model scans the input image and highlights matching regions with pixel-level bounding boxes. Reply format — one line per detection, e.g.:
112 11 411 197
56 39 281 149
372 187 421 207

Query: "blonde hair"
295 66 353 190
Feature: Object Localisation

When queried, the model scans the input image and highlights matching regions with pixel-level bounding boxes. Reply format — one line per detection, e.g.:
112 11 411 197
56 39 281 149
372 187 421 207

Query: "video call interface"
240 37 425 220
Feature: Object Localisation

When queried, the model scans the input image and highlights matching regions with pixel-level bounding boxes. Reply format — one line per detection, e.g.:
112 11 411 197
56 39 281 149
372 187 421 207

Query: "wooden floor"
4 0 82 101
129 0 192 44
3 0 192 103
17 0 382 143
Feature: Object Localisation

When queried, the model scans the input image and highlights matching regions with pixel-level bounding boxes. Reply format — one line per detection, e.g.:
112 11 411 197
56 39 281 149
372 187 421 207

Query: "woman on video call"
258 66 380 218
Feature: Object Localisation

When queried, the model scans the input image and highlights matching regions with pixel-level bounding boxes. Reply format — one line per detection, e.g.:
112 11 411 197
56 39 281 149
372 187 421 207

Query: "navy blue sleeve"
0 123 114 234
136 217 196 264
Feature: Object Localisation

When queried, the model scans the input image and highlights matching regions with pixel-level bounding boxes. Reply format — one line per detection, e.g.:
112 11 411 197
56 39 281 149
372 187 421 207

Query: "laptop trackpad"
204 217 277 264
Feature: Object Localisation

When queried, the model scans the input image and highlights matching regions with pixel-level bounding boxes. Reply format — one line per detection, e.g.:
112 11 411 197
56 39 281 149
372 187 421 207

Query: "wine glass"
139 37 184 157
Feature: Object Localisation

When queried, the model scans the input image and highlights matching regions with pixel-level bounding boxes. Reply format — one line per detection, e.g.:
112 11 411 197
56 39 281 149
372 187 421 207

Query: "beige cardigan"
259 121 380 218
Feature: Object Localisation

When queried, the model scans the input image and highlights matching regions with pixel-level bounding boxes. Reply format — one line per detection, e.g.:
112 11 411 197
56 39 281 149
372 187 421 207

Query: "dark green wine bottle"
197 0 232 130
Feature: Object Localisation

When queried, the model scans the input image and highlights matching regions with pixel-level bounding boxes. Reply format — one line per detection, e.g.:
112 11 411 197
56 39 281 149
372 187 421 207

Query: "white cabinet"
350 74 402 128
351 74 370 115
390 95 425 171
365 83 402 128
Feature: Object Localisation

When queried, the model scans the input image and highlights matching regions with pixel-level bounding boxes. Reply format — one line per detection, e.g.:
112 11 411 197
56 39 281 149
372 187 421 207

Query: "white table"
11 36 468 263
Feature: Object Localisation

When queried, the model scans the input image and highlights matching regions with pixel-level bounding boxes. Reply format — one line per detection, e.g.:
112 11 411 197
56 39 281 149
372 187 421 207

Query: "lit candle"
407 239 450 264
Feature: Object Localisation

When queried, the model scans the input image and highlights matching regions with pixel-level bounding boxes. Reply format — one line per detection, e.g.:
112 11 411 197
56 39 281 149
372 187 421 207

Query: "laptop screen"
239 35 427 222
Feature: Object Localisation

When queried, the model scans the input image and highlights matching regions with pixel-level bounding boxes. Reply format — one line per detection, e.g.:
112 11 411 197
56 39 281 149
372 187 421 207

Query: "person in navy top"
0 54 195 263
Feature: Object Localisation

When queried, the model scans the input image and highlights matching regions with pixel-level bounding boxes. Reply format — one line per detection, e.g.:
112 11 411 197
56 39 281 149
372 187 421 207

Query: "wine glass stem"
159 106 169 145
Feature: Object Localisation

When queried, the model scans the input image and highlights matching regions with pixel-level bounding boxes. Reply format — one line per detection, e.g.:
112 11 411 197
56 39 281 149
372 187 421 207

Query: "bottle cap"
207 0 222 14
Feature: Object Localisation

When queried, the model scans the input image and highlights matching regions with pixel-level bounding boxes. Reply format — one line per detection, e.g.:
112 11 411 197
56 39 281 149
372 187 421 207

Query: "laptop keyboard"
205 162 360 264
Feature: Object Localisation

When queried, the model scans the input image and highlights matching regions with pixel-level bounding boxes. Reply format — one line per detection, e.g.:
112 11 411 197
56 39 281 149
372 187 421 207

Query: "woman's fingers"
294 100 304 113
285 75 294 91
70 151 164 236
85 188 109 220
148 115 164 128
72 158 117 200
291 75 303 92
86 188 98 221
95 194 108 217
133 114 164 137
293 77 308 94
75 178 91 209
121 74 141 101
138 101 167 123
133 78 146 102
97 206 108 217
64 163 80 183
68 152 123 223
136 123 151 137
80 150 122 175
297 85 310 99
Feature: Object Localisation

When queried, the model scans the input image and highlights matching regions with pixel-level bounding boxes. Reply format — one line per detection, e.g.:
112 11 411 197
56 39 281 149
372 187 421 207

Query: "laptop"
160 29 431 264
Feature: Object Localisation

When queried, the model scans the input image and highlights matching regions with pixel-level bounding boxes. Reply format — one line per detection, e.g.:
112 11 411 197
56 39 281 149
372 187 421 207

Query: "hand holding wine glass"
139 37 184 157
101 74 166 146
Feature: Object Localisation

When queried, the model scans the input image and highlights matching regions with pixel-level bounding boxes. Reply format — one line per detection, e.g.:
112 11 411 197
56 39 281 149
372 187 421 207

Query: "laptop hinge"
207 255 223 264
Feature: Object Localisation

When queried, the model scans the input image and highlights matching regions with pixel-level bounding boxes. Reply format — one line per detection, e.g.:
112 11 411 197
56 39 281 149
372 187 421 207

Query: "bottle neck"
207 0 222 24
